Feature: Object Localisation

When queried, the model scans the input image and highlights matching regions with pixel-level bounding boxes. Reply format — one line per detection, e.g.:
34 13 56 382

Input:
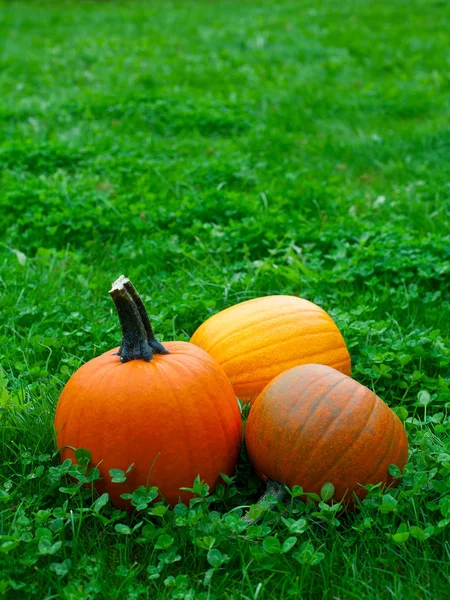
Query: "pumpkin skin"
190 295 351 402
55 342 242 509
54 277 242 510
245 364 408 505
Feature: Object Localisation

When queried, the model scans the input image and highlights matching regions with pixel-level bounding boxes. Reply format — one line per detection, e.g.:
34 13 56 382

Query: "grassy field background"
1 0 449 598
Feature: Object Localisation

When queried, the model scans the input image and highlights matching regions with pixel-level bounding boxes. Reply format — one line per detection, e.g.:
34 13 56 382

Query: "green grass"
1 0 449 598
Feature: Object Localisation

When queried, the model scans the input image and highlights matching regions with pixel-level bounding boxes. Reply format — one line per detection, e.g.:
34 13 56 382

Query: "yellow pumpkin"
190 295 351 402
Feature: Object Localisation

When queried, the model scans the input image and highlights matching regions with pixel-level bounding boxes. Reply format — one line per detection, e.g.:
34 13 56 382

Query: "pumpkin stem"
242 479 287 526
109 275 169 363
122 278 169 356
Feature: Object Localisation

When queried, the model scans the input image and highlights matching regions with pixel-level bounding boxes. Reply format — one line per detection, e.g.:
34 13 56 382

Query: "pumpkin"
245 364 408 506
54 276 242 509
190 295 351 402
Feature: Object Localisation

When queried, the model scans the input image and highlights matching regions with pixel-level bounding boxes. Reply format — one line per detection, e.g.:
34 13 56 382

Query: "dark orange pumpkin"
54 276 242 509
245 364 408 506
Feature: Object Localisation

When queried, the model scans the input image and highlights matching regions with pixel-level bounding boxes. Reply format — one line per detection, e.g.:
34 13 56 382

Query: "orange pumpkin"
245 364 408 505
54 276 242 509
190 295 351 402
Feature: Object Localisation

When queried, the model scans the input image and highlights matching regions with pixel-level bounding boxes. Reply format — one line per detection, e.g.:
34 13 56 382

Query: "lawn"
1 0 449 598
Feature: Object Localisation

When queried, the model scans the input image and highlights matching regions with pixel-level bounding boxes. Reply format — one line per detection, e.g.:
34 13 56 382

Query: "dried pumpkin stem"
242 479 288 526
123 278 169 356
109 275 169 363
